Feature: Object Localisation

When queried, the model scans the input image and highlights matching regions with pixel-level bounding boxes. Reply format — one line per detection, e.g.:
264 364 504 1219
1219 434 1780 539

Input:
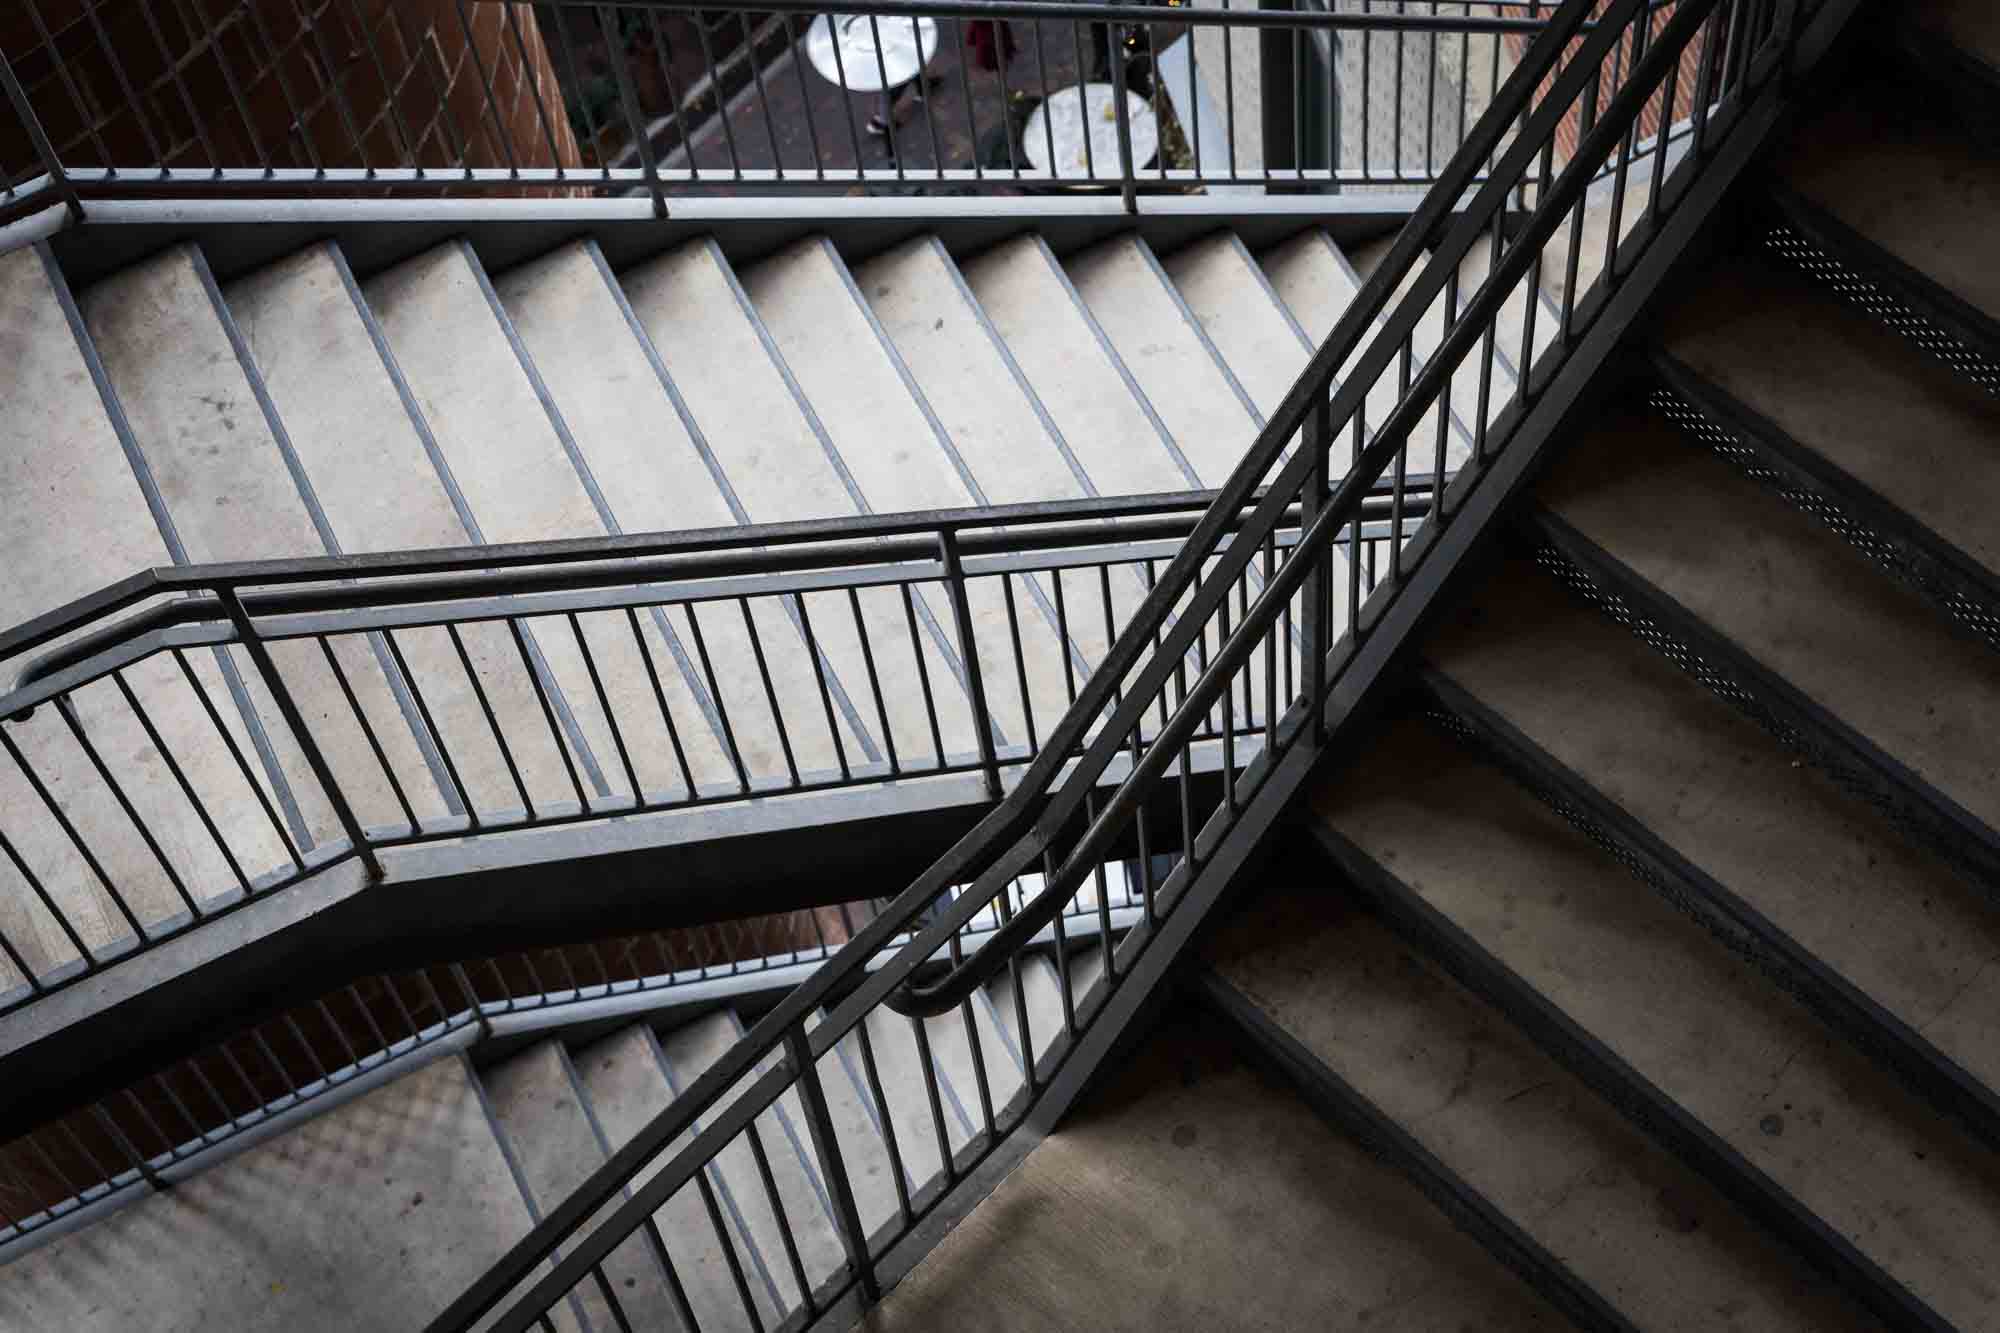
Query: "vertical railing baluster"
217 588 381 879
785 1024 880 1303
939 531 1001 797
0 50 81 224
1107 29 1139 213
598 3 666 215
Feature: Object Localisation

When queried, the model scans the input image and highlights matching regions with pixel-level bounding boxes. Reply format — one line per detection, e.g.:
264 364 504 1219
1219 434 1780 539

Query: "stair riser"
1521 508 2000 895
1301 819 1947 1332
1418 666 2000 1156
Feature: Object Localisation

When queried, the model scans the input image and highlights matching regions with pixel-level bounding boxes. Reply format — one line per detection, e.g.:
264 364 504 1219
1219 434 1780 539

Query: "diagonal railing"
420 0 1841 1327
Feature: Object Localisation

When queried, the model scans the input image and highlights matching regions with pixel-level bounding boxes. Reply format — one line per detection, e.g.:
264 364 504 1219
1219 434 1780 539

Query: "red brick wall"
1504 2 1718 167
3 0 580 186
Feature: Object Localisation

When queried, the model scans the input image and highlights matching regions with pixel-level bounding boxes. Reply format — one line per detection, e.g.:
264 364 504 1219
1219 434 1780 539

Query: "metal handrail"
0 0 1665 227
0 483 1429 1021
423 0 1824 1325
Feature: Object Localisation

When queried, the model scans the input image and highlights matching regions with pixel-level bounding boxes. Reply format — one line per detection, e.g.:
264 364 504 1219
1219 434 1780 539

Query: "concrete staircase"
1198 13 2000 1332
0 940 1093 1330
14 0 1989 1327
0 217 1510 998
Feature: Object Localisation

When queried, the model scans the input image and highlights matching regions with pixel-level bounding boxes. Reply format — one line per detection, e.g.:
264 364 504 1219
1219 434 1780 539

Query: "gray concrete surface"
1314 718 2000 1329
864 1009 1560 1331
1209 870 1866 1333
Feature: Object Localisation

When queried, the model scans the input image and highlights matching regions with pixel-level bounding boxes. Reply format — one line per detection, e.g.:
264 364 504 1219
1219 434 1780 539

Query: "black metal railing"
0 876 1126 1250
0 487 1424 1020
418 0 1824 1327
0 0 1682 230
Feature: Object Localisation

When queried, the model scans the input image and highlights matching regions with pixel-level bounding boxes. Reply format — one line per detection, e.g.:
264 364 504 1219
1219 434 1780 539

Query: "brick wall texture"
4 0 580 184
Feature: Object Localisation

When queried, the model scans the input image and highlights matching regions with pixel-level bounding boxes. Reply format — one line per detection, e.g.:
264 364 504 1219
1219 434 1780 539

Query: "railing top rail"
0 481 1432 687
515 0 1628 35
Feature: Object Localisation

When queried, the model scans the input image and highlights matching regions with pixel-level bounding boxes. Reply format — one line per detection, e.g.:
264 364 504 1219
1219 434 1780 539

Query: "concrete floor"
863 1008 1560 1332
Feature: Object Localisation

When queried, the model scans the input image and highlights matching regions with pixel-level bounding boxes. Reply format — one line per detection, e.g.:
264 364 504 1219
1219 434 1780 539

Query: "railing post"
217 587 383 880
785 1024 880 1304
596 3 667 217
939 530 1003 799
1106 24 1139 214
1301 395 1332 746
0 51 83 225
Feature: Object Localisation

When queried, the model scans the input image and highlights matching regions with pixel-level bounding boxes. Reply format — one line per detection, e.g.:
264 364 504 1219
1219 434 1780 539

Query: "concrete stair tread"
73 243 404 890
569 1022 759 1332
1259 227 1362 346
1160 230 1313 421
852 1007 954 1192
856 235 1089 507
222 240 482 831
1539 408 2000 839
1207 877 1865 1333
1456 223 1559 409
0 247 223 977
1312 717 2000 1329
806 1006 910 1242
867 1011 1562 1331
1429 556 2000 1122
0 1055 539 1331
1064 233 1260 487
488 239 746 801
986 951 1067 1073
226 240 565 828
1270 228 1471 469
1661 253 2000 582
658 1009 843 1319
958 234 1188 499
746 235 1080 762
618 237 959 777
0 248 166 626
481 1039 677 1333
1782 94 2000 330
363 240 683 819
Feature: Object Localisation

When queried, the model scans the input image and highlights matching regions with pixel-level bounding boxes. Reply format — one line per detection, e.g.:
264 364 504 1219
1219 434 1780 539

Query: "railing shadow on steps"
417 0 1836 1327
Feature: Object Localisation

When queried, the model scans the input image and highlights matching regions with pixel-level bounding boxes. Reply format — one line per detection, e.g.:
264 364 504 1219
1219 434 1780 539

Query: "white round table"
804 14 939 92
1022 83 1159 180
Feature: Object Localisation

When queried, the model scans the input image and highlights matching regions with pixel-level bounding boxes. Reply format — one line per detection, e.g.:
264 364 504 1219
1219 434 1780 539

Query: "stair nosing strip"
712 235 980 764
1524 502 2000 890
205 239 461 823
1192 967 1640 1333
1650 347 2000 652
928 236 1098 499
1765 183 2000 391
575 238 827 767
57 243 313 854
1133 233 1268 431
1029 232 1204 491
1418 662 2000 1156
826 237 1089 688
1230 231 1316 356
1300 819 1951 1332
